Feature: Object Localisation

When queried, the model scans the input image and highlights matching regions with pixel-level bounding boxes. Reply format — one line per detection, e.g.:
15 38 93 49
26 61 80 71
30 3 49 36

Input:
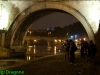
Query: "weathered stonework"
1 1 99 48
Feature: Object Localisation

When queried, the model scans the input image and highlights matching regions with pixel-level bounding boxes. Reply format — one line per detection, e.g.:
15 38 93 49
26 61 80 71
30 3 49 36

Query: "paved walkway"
1 53 100 75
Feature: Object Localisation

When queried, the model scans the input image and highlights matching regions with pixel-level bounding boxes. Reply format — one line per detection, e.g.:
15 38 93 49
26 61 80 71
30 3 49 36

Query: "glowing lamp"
55 40 57 42
34 40 37 42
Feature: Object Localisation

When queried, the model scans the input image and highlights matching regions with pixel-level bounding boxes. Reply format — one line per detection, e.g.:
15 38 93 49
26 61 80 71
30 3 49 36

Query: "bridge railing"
25 36 66 41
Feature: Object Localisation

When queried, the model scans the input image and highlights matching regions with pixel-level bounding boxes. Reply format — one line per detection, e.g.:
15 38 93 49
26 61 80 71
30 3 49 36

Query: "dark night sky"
30 12 79 30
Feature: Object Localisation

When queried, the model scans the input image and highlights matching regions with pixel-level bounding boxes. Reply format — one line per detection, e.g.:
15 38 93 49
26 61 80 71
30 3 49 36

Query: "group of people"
80 40 97 58
63 39 97 64
64 39 77 64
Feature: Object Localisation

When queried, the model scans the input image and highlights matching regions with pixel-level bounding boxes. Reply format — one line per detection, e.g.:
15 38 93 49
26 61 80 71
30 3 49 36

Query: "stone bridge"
23 36 66 46
0 1 100 49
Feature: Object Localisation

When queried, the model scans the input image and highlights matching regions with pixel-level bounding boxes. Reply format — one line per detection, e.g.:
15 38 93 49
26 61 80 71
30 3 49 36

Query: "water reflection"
26 45 62 60
27 46 33 54
33 48 36 59
58 50 61 52
47 46 51 51
27 55 31 60
34 45 36 48
0 46 81 68
34 48 36 54
54 46 57 55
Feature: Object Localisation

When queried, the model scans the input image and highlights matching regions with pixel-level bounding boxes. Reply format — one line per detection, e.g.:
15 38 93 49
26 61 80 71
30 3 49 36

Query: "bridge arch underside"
11 9 69 46
8 3 95 48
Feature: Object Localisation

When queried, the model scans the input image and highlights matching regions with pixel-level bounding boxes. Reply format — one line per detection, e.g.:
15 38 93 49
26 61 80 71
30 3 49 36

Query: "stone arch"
8 2 94 48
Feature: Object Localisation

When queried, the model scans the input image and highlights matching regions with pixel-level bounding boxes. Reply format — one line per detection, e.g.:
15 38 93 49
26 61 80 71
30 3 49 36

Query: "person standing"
84 41 89 57
80 40 85 58
65 39 70 61
88 40 97 58
69 39 77 64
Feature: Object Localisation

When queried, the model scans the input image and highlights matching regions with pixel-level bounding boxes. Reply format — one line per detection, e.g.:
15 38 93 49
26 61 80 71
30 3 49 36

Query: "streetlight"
48 32 51 37
54 39 57 46
55 40 57 43
75 35 77 39
29 31 32 36
83 38 86 41
71 35 74 39
66 33 69 39
34 40 37 42
59 39 61 42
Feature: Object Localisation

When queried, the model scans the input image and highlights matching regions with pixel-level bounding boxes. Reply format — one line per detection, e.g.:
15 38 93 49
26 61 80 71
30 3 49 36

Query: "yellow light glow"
34 48 36 54
75 39 78 42
47 46 51 51
34 40 37 42
55 40 57 42
30 31 31 33
28 46 33 47
28 48 31 52
34 45 36 47
0 9 9 29
59 40 61 42
27 56 28 60
59 50 61 52
27 55 31 60
84 38 86 41
48 32 51 35
29 56 31 60
54 46 57 55
28 46 33 52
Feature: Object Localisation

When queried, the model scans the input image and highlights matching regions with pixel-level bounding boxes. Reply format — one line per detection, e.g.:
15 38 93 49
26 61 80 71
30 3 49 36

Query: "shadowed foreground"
9 54 100 75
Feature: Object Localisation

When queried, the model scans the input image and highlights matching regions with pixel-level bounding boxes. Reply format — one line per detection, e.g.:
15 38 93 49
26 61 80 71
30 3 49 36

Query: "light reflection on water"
54 46 57 55
34 48 36 54
27 55 31 60
0 45 59 68
26 46 62 60
0 46 62 68
0 46 81 68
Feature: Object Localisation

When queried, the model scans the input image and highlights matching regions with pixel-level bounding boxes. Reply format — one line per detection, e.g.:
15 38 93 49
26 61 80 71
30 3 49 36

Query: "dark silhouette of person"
87 43 91 58
80 39 85 58
88 40 97 58
69 39 77 64
65 39 70 61
84 41 89 57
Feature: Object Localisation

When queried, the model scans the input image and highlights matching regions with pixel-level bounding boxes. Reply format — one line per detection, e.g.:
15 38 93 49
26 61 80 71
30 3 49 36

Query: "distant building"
47 27 54 31
31 29 47 33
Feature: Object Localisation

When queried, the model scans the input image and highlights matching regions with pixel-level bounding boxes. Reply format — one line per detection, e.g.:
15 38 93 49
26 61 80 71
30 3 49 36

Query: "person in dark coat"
80 40 85 58
65 39 70 61
84 41 89 57
88 40 97 58
69 39 77 64
87 43 91 58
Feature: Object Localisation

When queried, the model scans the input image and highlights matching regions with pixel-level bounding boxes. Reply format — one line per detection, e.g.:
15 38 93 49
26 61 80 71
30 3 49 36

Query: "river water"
0 46 64 69
0 45 80 69
26 45 63 60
